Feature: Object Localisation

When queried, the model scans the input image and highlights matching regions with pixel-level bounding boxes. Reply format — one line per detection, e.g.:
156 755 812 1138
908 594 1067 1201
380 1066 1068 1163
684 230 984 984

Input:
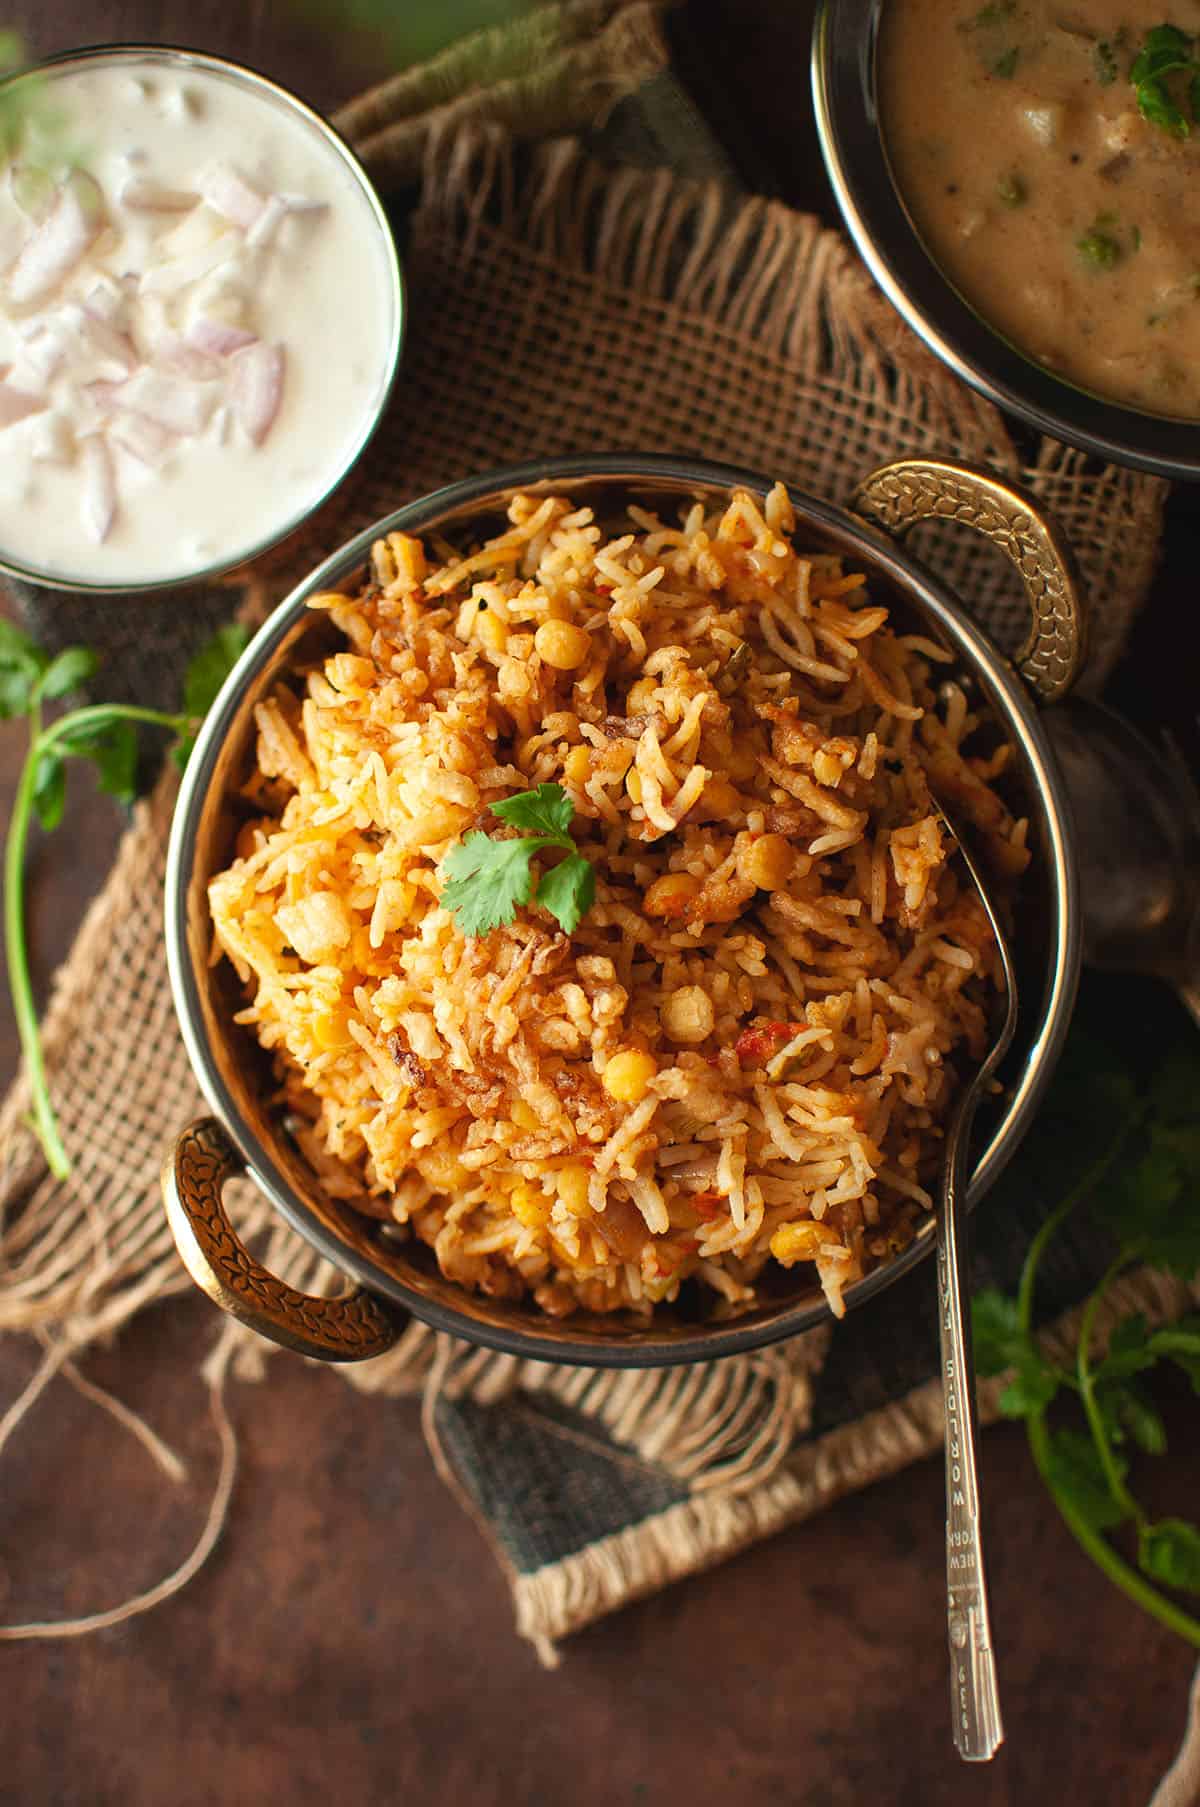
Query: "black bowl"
812 0 1200 481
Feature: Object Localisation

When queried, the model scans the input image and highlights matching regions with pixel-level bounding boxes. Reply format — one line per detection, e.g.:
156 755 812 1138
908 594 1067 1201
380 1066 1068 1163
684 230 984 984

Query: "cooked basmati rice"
209 484 1025 1321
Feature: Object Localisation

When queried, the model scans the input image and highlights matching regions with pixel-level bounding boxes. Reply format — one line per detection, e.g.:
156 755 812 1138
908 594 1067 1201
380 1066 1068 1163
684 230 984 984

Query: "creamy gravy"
0 57 397 585
881 4 1200 417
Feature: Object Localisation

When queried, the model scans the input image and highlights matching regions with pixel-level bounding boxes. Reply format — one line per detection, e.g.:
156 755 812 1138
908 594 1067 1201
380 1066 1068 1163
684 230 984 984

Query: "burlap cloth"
1 13 1197 1779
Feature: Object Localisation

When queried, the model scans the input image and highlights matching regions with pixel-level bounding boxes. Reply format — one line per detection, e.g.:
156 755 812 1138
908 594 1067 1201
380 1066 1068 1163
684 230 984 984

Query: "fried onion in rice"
208 483 1026 1322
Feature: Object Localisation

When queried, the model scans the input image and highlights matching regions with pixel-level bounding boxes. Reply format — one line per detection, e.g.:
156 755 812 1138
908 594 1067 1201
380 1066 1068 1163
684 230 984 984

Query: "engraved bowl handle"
161 1116 400 1361
850 458 1087 703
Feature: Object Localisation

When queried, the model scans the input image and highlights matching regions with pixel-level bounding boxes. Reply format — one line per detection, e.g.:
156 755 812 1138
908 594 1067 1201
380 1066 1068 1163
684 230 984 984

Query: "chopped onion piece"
80 436 116 542
119 177 199 213
77 380 124 426
277 192 328 215
109 410 175 467
8 172 105 308
154 331 221 381
117 365 218 435
197 161 267 231
139 230 243 295
84 275 133 327
60 302 139 376
227 340 285 445
0 380 47 429
15 327 66 385
162 205 226 259
245 193 287 249
29 411 76 465
186 316 257 358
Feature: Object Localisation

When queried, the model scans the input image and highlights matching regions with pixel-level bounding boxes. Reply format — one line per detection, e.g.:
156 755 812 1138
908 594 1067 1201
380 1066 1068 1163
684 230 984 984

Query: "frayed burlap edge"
509 1265 1200 1655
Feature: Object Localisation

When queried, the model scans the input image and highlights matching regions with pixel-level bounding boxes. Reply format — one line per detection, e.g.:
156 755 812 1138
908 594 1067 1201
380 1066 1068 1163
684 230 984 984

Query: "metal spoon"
931 796 1017 1763
1042 699 1200 1027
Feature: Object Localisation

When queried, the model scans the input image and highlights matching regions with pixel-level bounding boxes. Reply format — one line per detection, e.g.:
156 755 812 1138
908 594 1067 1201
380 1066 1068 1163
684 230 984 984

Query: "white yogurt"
0 54 400 587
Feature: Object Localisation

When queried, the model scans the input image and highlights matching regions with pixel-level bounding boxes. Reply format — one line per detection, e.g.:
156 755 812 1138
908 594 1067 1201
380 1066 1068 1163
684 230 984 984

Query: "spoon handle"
937 1106 1004 1763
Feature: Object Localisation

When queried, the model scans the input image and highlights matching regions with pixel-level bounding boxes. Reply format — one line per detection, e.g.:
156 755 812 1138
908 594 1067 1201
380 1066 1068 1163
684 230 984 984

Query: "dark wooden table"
2 6 1197 1804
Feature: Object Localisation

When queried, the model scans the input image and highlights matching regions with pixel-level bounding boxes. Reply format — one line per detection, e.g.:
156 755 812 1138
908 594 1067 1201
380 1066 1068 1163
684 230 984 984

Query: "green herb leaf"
974 1290 1059 1414
31 750 66 832
533 851 595 935
1098 1116 1200 1279
1078 229 1122 268
490 782 575 841
1131 24 1194 86
1094 1312 1156 1382
55 716 140 806
37 644 99 701
998 1359 1060 1419
1112 1380 1168 1456
92 720 139 805
1139 1519 1200 1593
992 46 1019 78
1144 1316 1200 1392
1137 76 1190 135
1130 25 1199 137
973 1288 1029 1375
0 617 47 674
0 619 50 717
440 831 539 937
0 665 37 720
442 783 596 938
182 622 250 720
1044 1427 1131 1532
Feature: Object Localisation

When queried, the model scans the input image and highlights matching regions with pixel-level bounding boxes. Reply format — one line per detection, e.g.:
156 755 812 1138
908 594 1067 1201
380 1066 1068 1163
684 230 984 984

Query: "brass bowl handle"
850 458 1087 703
161 1116 400 1361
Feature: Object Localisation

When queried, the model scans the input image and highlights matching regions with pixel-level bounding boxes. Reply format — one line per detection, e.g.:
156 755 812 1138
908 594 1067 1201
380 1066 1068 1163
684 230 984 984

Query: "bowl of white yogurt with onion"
0 46 404 591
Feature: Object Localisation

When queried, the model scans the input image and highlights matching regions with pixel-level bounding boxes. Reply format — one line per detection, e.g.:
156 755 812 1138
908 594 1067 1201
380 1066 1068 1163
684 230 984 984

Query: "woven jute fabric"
0 5 1180 1664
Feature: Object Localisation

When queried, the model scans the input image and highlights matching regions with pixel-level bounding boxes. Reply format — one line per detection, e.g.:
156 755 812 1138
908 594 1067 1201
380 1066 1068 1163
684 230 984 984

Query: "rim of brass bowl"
164 452 1081 1369
812 2 1200 483
0 43 406 595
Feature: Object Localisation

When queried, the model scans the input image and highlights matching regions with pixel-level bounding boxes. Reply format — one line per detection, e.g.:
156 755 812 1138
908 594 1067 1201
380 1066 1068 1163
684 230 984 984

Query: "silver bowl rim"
811 0 1200 483
0 42 406 596
165 451 1081 1368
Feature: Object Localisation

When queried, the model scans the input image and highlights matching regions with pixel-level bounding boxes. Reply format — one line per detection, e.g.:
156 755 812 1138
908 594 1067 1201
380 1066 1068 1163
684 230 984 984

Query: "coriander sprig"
440 781 595 937
1 618 248 1178
973 1036 1200 1645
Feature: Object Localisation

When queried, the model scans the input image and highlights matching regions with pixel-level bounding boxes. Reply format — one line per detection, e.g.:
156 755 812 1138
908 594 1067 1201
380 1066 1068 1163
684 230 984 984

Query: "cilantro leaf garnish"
439 781 596 938
490 781 576 839
531 850 595 936
2 620 250 1179
440 831 540 937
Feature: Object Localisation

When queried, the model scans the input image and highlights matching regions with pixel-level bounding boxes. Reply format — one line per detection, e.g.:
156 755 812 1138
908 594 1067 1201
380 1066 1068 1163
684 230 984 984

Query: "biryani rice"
208 483 1026 1321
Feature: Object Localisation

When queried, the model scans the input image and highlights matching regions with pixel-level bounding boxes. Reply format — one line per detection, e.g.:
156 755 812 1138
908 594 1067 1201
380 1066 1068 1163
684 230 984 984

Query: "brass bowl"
162 453 1084 1367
